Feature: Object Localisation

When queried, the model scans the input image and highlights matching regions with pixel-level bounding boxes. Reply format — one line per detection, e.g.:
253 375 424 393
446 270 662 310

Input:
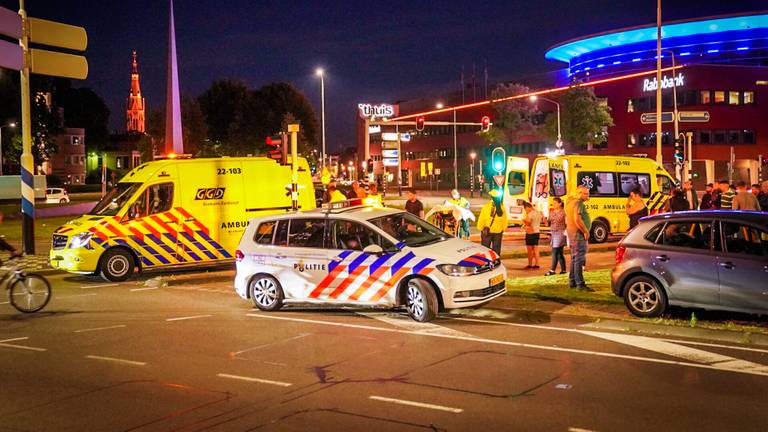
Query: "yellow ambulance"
504 154 674 242
49 156 316 281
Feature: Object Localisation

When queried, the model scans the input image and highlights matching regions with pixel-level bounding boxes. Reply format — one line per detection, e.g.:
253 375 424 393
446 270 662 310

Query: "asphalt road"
1 269 767 432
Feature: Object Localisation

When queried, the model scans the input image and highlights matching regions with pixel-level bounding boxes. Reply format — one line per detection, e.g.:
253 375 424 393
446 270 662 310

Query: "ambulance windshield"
90 183 142 216
369 212 447 247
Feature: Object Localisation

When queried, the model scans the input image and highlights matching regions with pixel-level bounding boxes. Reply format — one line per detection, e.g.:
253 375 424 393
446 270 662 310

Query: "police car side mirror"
363 244 384 255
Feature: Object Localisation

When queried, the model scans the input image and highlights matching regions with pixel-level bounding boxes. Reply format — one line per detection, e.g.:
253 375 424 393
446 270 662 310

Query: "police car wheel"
250 275 283 311
100 248 134 282
405 279 437 322
590 220 609 244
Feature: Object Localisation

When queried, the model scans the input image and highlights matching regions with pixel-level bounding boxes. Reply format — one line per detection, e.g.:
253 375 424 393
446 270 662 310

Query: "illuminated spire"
126 50 145 132
164 0 184 154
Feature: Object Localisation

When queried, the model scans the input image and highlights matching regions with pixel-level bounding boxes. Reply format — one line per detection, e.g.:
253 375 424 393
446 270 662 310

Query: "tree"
480 83 539 144
197 80 250 155
59 87 110 150
543 87 614 151
253 82 319 156
31 92 61 167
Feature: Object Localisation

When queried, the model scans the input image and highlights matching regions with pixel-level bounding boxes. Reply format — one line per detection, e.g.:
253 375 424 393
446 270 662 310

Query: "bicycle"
2 256 51 313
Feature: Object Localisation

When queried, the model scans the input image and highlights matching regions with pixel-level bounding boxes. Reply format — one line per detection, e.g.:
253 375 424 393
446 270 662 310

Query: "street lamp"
470 151 477 198
0 122 16 176
315 68 326 170
435 102 444 109
530 96 562 149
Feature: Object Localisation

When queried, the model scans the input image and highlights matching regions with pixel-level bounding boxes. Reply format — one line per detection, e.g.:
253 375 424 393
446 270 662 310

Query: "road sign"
381 132 399 141
29 17 87 51
382 149 399 158
0 6 21 38
381 141 398 150
30 49 88 79
678 111 710 122
493 175 505 188
0 6 22 70
383 158 399 167
640 112 674 124
320 167 331 185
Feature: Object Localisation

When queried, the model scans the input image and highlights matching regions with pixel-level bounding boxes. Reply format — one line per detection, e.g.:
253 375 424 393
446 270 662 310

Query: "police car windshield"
90 183 141 216
369 212 447 247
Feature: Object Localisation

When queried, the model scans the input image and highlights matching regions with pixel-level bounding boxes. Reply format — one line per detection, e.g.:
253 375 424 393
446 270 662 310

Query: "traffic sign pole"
19 0 35 254
288 124 300 211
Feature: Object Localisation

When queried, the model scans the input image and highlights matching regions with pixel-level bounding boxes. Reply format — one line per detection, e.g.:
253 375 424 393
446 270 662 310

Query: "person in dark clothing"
699 183 715 210
404 190 425 218
668 189 689 212
759 181 768 211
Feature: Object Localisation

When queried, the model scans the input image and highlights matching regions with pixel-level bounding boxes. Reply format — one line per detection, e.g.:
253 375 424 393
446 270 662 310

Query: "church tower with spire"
126 50 146 133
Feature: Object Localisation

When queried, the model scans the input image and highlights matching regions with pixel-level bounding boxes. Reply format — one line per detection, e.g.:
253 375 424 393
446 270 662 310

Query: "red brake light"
615 245 626 265
235 250 245 262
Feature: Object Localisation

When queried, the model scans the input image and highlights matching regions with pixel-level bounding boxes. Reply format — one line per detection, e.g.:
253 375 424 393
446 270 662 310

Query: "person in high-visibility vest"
448 189 471 239
327 184 347 203
476 189 508 255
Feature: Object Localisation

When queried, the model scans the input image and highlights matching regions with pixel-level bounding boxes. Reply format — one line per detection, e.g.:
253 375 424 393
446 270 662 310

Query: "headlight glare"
69 232 93 249
437 264 477 276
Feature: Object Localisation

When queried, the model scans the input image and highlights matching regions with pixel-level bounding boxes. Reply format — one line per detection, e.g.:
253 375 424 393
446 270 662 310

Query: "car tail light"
615 245 626 265
235 250 244 262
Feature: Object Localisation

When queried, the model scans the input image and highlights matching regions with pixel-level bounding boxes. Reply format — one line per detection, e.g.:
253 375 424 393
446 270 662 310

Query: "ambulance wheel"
404 279 438 322
249 275 283 311
99 248 135 282
590 220 609 244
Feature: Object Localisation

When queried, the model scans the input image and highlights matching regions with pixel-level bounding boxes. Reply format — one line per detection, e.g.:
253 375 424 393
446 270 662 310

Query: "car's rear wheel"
59 198 67 203
249 275 283 311
624 275 667 317
590 220 609 243
405 279 438 322
100 248 135 282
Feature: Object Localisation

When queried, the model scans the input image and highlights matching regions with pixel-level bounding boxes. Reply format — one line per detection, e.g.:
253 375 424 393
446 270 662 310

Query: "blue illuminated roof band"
545 12 768 63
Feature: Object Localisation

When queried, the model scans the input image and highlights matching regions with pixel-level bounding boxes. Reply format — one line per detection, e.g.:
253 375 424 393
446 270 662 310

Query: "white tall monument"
164 0 184 154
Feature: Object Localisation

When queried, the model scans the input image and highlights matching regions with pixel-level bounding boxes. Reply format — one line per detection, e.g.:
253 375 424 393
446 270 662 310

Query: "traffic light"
481 116 491 132
265 134 287 164
491 146 506 173
366 158 374 174
416 116 425 132
673 136 684 165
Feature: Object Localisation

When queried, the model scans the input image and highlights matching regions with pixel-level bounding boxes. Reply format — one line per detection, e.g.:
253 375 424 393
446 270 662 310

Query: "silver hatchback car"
612 210 768 317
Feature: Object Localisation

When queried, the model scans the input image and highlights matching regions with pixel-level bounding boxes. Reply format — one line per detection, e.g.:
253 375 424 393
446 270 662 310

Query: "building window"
728 91 740 105
626 99 634 113
627 134 637 148
713 91 725 104
71 136 81 145
743 91 755 104
700 90 711 104
713 130 726 144
728 130 740 144
742 130 756 144
698 130 711 144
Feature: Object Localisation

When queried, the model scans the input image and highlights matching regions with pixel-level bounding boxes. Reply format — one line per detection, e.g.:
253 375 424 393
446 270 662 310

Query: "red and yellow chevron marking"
369 267 410 302
327 265 369 299
347 265 390 301
309 264 346 298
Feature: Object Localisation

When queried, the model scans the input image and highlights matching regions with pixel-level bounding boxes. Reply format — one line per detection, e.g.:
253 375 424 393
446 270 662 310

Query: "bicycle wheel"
9 273 51 313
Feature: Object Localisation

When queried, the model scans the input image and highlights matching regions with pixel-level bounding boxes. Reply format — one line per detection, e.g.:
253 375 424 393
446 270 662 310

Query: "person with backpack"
477 189 508 256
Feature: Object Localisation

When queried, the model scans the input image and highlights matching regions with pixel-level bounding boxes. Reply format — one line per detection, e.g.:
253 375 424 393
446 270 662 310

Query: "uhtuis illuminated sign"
643 73 685 92
358 103 397 119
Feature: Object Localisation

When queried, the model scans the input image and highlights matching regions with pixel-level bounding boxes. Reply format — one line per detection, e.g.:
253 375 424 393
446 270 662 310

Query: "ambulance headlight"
437 264 477 277
69 232 93 249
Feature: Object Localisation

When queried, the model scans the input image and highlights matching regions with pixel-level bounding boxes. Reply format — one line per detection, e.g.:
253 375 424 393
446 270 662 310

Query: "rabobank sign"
643 73 685 92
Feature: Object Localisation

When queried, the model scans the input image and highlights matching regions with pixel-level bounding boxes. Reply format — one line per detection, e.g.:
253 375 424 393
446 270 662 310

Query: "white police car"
234 202 507 322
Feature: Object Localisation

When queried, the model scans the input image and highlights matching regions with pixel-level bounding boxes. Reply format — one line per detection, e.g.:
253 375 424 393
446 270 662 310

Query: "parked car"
45 188 70 204
612 210 768 317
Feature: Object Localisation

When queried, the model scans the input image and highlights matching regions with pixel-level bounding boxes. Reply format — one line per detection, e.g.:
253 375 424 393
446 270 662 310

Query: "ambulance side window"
129 183 174 220
657 175 673 195
273 220 289 246
619 173 651 197
254 221 276 245
287 219 326 248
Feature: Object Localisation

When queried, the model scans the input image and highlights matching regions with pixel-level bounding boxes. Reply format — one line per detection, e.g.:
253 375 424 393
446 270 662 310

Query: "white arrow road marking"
166 314 212 322
85 355 146 366
579 330 768 375
216 373 292 387
357 312 471 337
74 325 126 333
369 395 463 413
0 337 46 352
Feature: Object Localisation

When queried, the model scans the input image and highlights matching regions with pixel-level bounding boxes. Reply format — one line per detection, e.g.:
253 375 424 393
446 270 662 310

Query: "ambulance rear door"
504 157 529 225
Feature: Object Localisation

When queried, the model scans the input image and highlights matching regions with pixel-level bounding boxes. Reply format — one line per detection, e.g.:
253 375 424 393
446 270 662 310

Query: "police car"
234 201 507 322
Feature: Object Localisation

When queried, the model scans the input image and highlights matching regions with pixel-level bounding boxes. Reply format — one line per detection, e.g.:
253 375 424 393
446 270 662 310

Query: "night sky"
2 0 763 151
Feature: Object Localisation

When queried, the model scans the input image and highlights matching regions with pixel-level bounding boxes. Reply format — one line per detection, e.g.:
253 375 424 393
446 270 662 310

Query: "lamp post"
529 95 561 149
664 49 684 182
315 68 326 170
470 151 476 198
0 122 17 176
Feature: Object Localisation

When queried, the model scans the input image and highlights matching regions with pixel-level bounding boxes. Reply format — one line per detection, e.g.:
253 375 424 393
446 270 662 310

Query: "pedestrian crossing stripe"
84 207 230 268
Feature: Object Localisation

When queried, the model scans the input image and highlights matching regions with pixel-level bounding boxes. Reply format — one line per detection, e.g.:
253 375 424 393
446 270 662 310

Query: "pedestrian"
626 186 648 228
448 189 471 239
732 180 760 211
326 184 347 203
349 181 366 199
682 180 698 210
545 197 566 276
759 181 768 211
405 190 425 218
522 202 542 269
699 183 715 210
718 180 736 210
477 189 508 256
565 185 592 292
668 189 689 212
365 183 383 207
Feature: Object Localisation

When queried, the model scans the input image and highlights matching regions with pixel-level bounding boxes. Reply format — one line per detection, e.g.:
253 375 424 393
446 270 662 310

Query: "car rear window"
254 221 276 245
644 223 664 243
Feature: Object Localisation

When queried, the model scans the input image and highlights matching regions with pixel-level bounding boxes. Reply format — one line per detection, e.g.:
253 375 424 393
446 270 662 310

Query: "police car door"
275 218 331 300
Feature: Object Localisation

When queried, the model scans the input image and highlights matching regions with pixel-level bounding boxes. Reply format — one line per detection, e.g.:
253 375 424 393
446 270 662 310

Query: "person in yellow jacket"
327 184 347 203
476 189 508 255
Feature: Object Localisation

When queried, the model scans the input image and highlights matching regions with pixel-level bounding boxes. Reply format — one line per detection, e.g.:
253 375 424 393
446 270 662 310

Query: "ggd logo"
195 188 225 200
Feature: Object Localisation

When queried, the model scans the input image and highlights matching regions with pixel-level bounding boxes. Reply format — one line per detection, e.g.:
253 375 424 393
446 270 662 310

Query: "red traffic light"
481 116 491 132
266 135 282 146
416 116 425 131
